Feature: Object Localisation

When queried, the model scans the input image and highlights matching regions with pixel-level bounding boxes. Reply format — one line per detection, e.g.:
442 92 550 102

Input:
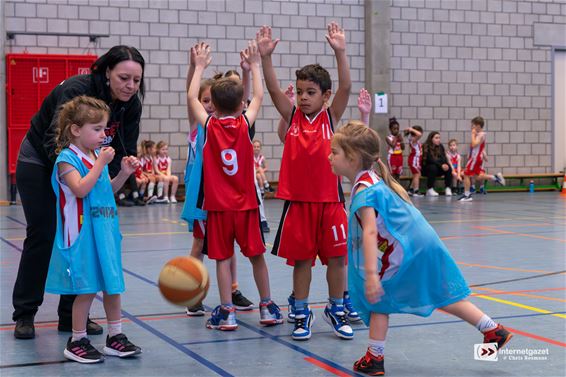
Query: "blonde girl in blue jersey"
328 121 512 376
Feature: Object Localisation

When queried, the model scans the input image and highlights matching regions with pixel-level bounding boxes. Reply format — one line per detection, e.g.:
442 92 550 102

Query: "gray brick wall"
3 0 365 182
390 0 562 174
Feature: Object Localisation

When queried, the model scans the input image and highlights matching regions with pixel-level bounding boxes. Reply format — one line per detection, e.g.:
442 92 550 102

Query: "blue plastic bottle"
529 180 534 193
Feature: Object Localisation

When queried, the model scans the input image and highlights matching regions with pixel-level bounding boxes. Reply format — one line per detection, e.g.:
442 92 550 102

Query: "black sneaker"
353 349 384 376
134 197 146 206
63 337 104 364
232 290 254 311
186 302 206 316
103 333 142 358
261 221 270 233
117 198 134 207
58 318 103 335
14 317 35 339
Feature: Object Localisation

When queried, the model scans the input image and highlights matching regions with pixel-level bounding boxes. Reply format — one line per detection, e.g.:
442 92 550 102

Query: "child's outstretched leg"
229 256 254 311
64 293 104 364
324 256 354 339
206 259 238 331
292 259 315 340
441 300 513 349
102 293 141 358
354 313 388 376
459 175 473 201
249 254 283 326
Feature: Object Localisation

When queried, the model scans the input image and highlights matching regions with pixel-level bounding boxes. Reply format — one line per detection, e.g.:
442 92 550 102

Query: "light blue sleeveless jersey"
181 124 207 231
348 181 471 325
46 148 125 295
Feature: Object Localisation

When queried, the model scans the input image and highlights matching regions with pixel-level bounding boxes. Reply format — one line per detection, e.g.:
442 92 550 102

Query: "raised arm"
277 83 295 142
240 51 251 103
327 21 352 125
241 40 263 125
186 47 197 129
257 25 293 122
187 42 212 128
357 88 371 126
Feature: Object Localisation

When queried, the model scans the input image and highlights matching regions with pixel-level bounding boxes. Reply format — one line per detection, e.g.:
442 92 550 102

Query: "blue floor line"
0 236 22 252
122 268 358 376
5 216 26 226
93 293 233 377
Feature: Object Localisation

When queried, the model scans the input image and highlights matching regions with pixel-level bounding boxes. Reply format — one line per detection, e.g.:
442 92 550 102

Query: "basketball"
158 256 209 307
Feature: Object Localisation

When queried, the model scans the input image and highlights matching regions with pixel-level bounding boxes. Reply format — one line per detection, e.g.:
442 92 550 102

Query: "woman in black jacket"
422 131 453 196
13 46 145 339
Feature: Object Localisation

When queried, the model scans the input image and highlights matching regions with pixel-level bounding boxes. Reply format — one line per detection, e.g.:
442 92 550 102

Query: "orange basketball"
158 256 209 307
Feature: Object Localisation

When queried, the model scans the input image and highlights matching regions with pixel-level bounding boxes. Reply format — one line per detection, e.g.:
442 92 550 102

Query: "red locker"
5 54 97 173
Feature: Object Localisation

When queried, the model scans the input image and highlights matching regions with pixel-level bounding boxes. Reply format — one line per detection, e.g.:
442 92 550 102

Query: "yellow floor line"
473 293 566 319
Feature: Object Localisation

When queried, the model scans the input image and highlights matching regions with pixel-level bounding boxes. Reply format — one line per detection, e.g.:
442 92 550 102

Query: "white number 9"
221 149 238 176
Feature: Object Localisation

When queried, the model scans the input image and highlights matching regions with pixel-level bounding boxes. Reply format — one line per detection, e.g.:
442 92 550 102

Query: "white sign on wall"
374 92 388 113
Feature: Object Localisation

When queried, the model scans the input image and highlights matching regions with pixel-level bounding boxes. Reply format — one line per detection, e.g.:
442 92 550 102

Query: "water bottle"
529 180 534 193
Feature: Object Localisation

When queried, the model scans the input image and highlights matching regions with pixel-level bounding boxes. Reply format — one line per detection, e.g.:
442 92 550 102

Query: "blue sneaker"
343 294 362 323
478 186 487 195
291 307 314 341
323 303 353 339
206 305 238 331
287 294 296 323
259 301 284 326
494 172 506 186
470 185 476 193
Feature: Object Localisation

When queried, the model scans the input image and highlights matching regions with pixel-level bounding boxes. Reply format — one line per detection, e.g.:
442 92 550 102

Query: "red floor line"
505 326 566 348
304 357 352 377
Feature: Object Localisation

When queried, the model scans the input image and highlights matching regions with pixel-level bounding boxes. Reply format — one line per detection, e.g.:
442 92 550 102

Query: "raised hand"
284 83 295 105
357 88 372 115
192 42 211 69
241 40 260 67
98 147 115 165
325 21 346 52
189 44 197 67
256 25 279 57
240 51 250 72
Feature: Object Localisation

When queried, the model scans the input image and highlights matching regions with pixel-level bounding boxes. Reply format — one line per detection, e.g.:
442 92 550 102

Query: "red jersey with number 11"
202 114 258 211
277 106 344 203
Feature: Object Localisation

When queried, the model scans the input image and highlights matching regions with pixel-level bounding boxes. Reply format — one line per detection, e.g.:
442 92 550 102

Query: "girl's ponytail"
375 159 411 203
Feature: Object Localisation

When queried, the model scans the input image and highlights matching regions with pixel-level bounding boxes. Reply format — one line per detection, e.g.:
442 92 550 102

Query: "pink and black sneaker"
103 333 142 358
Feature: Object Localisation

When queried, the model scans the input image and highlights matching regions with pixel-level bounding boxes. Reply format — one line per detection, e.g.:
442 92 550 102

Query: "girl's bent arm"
58 160 105 198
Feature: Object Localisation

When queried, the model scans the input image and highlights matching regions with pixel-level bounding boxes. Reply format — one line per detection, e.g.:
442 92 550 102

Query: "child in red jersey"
257 22 354 341
187 41 283 330
458 116 505 202
404 125 423 197
385 117 404 181
154 141 179 203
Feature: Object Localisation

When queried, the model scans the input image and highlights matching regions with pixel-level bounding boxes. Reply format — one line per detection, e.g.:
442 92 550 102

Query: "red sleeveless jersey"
277 107 344 202
201 114 258 211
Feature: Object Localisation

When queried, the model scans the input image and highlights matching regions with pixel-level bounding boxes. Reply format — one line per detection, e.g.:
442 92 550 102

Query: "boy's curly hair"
295 64 331 92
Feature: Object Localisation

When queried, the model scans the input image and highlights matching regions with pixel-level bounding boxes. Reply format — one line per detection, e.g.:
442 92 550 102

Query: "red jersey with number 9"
277 106 344 203
202 114 258 211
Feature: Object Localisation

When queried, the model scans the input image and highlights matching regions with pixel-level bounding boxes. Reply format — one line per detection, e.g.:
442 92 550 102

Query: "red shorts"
408 153 421 174
193 220 206 240
272 201 348 265
206 209 265 260
464 157 485 176
387 153 403 176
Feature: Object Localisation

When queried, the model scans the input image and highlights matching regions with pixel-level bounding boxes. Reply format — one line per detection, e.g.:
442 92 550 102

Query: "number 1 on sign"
374 93 388 113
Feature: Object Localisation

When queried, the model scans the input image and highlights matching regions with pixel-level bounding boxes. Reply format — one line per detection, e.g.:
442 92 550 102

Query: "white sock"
264 181 270 188
368 339 385 357
132 191 139 199
147 182 155 196
107 319 122 338
476 314 497 333
157 182 164 197
118 193 126 200
464 191 470 196
72 329 87 342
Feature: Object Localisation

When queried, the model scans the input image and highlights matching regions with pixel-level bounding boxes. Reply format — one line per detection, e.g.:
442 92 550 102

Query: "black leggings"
423 164 452 189
12 160 75 322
